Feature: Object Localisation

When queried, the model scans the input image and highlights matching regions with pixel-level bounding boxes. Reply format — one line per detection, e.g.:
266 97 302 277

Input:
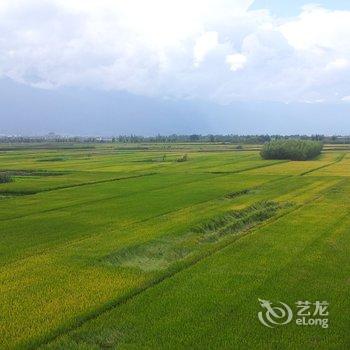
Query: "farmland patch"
102 201 288 271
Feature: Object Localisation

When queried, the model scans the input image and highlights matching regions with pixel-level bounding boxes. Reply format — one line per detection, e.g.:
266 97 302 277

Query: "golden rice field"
0 143 349 349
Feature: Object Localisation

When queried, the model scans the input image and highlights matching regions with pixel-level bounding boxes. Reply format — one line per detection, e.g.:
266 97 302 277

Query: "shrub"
260 139 323 161
177 154 188 162
0 173 13 183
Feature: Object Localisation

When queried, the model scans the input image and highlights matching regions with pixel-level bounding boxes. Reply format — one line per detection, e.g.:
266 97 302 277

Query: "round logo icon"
258 298 293 328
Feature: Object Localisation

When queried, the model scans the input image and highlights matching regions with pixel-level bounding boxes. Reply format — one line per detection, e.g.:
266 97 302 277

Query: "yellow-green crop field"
0 143 349 349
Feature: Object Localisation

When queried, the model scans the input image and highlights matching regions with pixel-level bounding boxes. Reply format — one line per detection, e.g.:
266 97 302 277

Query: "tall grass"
260 139 323 160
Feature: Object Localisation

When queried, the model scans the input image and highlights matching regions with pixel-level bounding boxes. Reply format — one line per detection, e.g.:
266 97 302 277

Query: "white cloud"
341 95 350 102
326 58 349 70
0 0 350 103
193 32 218 66
280 5 350 52
226 53 247 71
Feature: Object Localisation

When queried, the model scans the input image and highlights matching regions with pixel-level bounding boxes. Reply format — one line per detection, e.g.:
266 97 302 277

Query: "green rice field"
0 143 349 349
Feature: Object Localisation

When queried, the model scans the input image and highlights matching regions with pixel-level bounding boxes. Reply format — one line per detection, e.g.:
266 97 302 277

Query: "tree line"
1 134 349 144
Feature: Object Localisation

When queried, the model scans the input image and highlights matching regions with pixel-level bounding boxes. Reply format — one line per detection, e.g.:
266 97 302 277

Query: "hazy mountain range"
1 79 349 136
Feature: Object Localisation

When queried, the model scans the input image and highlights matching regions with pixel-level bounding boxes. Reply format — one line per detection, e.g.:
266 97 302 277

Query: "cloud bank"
1 0 350 103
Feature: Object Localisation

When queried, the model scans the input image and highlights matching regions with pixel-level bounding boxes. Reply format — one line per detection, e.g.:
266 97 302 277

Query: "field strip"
0 172 157 197
0 172 236 222
300 152 346 176
241 210 350 312
197 148 261 152
178 156 258 171
0 153 255 194
275 178 339 203
0 175 287 268
88 154 257 172
207 159 290 174
34 179 345 349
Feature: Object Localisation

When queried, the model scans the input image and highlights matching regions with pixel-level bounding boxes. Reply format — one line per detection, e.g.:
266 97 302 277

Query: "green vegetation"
261 139 323 160
103 201 284 271
0 172 13 183
0 143 348 349
47 181 350 350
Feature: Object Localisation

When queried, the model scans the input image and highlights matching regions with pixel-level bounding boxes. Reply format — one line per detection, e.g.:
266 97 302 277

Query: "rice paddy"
0 143 348 349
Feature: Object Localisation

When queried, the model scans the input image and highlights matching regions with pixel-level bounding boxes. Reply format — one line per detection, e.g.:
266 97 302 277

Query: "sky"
1 0 350 135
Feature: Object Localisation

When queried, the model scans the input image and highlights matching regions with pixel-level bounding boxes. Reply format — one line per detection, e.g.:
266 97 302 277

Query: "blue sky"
1 0 350 135
251 0 349 16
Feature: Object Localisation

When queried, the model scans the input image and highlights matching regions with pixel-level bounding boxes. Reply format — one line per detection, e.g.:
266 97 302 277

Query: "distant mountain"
0 78 349 136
